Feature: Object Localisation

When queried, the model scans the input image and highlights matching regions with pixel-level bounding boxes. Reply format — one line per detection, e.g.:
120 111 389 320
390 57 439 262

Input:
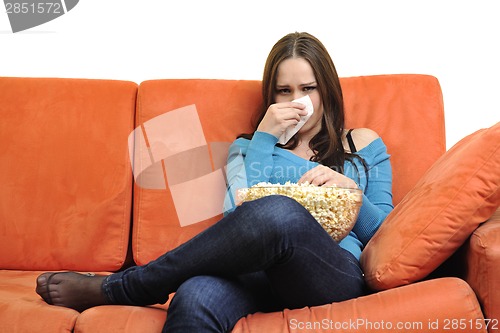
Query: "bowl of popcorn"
237 182 362 242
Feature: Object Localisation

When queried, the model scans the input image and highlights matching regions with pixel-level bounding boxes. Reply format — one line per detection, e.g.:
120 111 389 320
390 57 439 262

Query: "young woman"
36 32 393 332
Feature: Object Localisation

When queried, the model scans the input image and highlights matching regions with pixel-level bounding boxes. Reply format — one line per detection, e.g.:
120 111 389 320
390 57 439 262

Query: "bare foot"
36 272 109 312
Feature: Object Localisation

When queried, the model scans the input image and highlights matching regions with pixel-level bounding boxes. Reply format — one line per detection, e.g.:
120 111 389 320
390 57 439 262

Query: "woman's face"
274 57 324 140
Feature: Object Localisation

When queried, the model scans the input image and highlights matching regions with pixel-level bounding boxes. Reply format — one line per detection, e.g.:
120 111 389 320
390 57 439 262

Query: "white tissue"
278 95 314 145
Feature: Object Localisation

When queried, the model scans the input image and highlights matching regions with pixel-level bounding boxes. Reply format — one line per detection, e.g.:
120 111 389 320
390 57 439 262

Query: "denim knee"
163 276 259 333
240 195 308 223
237 195 320 238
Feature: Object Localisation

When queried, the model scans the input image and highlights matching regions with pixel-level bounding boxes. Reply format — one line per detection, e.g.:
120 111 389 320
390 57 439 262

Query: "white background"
1 0 498 149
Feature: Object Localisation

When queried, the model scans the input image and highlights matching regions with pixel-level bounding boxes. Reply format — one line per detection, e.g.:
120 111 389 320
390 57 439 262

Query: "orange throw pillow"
361 122 500 291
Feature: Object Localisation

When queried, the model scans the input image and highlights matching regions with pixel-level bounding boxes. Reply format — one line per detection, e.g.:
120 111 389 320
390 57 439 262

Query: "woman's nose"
292 92 305 101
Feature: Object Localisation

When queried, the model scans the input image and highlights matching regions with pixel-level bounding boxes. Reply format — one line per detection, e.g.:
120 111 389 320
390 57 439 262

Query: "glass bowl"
237 183 362 242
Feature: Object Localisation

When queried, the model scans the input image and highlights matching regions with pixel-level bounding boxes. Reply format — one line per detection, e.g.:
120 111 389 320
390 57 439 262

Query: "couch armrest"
464 207 500 327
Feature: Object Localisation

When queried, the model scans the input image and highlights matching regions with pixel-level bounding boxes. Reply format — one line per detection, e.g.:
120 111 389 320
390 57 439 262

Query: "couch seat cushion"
0 270 78 333
74 305 167 333
233 278 484 333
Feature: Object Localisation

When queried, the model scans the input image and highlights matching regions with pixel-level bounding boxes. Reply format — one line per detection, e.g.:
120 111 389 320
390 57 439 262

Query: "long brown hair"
240 32 352 173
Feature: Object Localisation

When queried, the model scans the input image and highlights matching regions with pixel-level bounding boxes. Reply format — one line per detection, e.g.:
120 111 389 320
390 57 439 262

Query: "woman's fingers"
299 165 329 185
299 165 357 188
257 102 307 137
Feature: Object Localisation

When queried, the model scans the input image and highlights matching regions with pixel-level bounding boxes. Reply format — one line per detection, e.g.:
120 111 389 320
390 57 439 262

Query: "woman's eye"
304 86 316 92
277 88 290 94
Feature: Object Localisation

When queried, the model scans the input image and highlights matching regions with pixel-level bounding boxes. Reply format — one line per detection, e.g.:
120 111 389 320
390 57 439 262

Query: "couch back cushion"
0 77 136 271
132 75 445 265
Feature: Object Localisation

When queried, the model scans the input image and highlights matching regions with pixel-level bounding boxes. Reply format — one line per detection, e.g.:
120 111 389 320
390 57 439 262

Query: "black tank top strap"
346 129 357 153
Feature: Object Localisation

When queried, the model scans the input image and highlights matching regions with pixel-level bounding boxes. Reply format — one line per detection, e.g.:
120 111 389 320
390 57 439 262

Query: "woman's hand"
257 102 308 139
299 165 358 188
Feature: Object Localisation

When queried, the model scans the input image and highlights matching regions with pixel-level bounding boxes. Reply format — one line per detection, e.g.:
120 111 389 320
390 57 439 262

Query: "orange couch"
0 75 498 333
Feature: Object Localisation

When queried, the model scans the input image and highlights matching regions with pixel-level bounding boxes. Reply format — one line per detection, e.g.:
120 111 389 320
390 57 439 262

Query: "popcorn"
237 182 362 242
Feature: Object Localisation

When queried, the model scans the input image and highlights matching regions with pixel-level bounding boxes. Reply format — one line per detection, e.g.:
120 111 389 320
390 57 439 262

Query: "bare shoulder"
344 128 380 152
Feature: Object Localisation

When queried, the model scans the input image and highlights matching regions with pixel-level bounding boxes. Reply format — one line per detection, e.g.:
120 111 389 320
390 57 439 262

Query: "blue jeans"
103 195 365 332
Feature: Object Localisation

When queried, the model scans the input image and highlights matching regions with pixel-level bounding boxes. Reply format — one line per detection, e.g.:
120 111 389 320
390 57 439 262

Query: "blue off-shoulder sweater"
224 131 394 260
